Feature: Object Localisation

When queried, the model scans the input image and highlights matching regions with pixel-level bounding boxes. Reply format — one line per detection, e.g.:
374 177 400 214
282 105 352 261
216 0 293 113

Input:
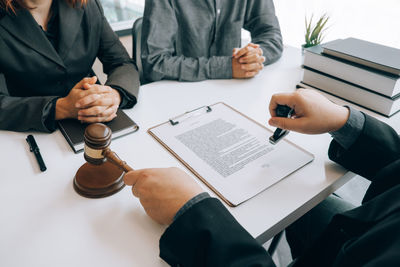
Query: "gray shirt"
141 0 283 83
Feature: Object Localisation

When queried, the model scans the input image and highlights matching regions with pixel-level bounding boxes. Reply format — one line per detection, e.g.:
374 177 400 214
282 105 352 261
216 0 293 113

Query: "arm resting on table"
244 0 283 65
0 75 59 132
160 197 275 267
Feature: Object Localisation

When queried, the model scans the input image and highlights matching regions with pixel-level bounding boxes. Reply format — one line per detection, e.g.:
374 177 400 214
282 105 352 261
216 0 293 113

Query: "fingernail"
75 103 81 108
269 119 277 126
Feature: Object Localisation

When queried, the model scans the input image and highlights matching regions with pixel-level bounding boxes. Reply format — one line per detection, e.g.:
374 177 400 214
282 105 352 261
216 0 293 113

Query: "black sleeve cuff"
43 97 60 132
110 85 137 109
160 198 274 266
173 192 211 221
329 106 365 149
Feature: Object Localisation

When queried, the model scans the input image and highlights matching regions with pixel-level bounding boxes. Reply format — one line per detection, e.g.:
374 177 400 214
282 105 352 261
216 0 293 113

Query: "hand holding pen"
268 89 350 135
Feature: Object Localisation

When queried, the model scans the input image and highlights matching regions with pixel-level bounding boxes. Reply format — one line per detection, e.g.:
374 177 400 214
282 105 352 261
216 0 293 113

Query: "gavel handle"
103 148 133 172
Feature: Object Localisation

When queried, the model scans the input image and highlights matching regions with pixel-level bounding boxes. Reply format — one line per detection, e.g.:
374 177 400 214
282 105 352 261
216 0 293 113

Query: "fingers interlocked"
73 79 121 123
232 43 266 78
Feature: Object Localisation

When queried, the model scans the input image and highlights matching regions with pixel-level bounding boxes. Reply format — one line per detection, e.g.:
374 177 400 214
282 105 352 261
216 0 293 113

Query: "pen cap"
84 123 112 165
26 134 38 152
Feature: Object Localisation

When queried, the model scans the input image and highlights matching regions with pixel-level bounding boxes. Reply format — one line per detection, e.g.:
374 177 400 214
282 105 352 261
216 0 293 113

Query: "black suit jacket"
0 0 139 132
159 114 400 267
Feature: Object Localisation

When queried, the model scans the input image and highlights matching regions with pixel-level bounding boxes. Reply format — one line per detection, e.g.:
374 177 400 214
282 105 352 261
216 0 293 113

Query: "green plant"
304 14 329 48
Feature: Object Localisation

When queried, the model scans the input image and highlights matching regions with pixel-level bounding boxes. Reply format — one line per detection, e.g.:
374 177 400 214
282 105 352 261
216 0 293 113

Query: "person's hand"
124 167 204 225
233 43 265 65
55 77 98 120
75 83 121 123
232 43 265 79
268 89 350 134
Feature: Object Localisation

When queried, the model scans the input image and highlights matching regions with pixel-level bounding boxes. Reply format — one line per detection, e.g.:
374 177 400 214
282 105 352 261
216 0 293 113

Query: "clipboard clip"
169 106 212 126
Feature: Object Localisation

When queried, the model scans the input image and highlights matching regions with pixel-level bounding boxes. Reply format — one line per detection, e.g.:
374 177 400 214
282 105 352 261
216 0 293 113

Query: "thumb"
88 76 97 85
123 170 141 186
73 77 97 90
248 43 260 48
269 117 304 132
83 76 98 90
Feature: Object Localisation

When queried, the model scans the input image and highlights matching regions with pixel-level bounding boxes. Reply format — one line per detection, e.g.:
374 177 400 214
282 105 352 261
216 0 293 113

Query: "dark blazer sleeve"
160 198 275 267
328 113 400 181
0 91 58 132
244 0 283 65
94 0 139 108
0 61 58 132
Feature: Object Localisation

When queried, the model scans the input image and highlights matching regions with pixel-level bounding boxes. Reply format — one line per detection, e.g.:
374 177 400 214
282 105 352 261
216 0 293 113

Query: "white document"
148 103 314 206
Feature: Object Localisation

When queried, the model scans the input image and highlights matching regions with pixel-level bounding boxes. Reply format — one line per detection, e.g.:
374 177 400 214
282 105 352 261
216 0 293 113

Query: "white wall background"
130 0 400 49
274 0 400 49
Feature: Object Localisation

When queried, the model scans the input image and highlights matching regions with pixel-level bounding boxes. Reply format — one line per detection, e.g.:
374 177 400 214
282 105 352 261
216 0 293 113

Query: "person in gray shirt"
141 0 283 83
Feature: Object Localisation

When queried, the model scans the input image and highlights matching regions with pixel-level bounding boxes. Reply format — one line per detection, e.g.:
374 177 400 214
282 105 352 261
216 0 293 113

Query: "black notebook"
58 109 139 153
323 38 400 76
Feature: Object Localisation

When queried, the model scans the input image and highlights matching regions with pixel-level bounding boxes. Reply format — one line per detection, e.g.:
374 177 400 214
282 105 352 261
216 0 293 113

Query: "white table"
1 46 399 267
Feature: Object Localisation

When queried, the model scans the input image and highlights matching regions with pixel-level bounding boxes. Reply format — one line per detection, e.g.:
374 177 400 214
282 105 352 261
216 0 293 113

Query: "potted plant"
303 14 330 53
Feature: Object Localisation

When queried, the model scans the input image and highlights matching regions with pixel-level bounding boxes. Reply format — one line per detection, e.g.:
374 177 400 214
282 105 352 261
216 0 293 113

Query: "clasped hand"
232 43 265 78
56 76 121 123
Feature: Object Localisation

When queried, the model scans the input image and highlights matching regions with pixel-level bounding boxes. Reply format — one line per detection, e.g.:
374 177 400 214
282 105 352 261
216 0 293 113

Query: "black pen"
26 135 47 172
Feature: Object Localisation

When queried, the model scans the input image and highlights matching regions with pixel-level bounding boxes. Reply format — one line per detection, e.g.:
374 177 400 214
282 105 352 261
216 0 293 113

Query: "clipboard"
148 102 314 207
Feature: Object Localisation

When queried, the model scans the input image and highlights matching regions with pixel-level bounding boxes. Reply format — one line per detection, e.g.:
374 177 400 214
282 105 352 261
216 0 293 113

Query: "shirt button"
217 9 221 15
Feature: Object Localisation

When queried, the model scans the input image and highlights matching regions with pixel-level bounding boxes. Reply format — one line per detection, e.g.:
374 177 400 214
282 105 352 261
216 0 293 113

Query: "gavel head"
83 123 112 165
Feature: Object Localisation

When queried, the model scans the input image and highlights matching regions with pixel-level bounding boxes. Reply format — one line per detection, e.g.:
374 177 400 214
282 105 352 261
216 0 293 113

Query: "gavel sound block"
73 123 133 198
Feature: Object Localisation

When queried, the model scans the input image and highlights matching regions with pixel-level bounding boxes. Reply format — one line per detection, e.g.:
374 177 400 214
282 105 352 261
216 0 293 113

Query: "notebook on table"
58 109 139 153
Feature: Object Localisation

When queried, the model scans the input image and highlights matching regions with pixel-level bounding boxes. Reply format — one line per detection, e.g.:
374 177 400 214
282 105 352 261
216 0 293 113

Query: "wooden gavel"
83 123 133 172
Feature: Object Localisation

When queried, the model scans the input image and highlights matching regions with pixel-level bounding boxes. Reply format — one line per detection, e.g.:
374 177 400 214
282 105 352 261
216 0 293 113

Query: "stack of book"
301 37 400 117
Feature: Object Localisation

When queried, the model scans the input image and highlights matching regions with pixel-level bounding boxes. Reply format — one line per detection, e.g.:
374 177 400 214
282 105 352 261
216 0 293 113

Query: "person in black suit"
0 0 139 132
124 89 400 266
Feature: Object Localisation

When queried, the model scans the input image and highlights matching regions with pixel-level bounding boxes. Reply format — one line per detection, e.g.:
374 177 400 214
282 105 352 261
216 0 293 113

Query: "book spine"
302 68 396 116
322 48 400 76
304 51 399 97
